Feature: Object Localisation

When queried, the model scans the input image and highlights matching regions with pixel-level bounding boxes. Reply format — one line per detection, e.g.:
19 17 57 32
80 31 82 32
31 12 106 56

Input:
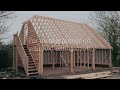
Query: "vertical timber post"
70 49 73 73
39 47 40 74
84 50 86 68
92 49 95 70
14 34 18 73
60 51 61 67
104 49 106 64
48 50 49 65
41 49 43 74
39 46 43 75
109 49 112 68
80 50 82 68
67 51 70 66
77 51 79 67
13 34 15 71
98 49 100 64
52 50 55 69
15 48 18 73
73 51 75 67
87 49 89 69
102 49 103 64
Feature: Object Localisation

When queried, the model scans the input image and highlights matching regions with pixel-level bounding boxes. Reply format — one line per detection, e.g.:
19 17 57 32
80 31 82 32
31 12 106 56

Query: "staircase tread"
28 66 37 68
25 52 30 53
27 55 31 56
28 69 38 71
28 72 39 75
29 64 35 66
29 60 34 62
28 63 35 65
24 49 28 50
28 61 34 63
28 68 37 70
28 56 32 58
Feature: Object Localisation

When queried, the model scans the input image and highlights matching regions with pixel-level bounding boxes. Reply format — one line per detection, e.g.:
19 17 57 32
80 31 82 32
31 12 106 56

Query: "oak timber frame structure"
13 15 112 76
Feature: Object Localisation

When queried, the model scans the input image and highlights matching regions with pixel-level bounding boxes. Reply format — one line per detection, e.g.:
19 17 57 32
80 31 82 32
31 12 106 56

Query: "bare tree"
90 11 120 67
0 11 15 41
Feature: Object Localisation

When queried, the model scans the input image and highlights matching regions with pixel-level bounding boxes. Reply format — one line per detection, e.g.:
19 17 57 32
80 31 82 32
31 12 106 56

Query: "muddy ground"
0 67 120 79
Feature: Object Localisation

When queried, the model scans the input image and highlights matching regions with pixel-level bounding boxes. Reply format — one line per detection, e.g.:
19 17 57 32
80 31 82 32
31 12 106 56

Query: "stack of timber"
63 71 112 79
112 67 120 73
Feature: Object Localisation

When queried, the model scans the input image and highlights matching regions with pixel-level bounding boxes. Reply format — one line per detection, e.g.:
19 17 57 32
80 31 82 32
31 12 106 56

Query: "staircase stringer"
14 33 29 76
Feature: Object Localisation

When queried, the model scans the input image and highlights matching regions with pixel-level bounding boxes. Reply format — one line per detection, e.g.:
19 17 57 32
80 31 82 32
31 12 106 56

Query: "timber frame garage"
13 15 112 77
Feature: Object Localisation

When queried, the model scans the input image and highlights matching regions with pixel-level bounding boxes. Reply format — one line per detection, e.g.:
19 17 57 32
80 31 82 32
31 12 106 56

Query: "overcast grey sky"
2 11 92 44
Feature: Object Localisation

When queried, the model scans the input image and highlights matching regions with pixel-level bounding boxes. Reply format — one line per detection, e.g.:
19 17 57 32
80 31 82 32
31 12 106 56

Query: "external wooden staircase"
14 33 39 77
23 45 39 76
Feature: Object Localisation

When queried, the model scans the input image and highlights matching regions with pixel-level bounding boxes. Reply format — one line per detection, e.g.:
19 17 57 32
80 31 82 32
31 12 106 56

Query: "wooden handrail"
15 33 28 76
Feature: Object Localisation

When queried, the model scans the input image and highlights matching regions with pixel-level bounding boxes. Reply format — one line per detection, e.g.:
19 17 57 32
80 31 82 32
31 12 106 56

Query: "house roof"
23 15 112 50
